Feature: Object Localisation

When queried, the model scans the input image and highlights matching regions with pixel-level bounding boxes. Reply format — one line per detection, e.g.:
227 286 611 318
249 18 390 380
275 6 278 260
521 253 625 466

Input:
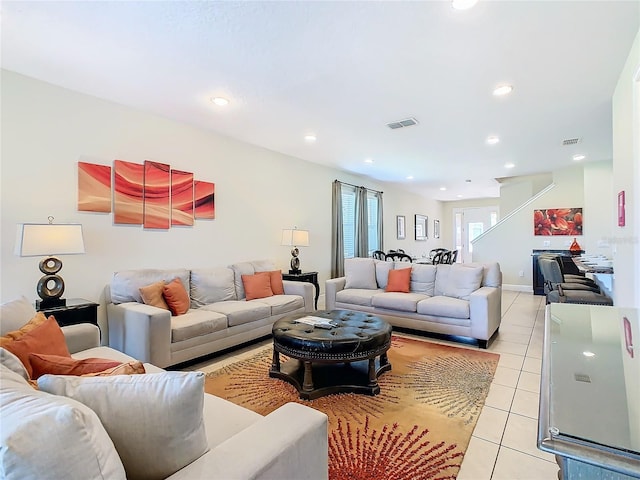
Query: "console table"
37 298 99 329
282 271 319 310
539 304 639 479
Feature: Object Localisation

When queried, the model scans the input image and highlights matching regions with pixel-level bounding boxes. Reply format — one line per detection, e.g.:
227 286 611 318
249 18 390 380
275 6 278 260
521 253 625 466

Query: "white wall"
612 29 640 308
0 70 441 333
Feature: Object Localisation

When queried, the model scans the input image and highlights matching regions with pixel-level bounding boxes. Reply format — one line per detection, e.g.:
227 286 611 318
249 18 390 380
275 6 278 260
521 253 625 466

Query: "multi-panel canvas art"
534 208 582 236
78 162 111 212
194 181 215 219
79 159 213 229
143 161 170 229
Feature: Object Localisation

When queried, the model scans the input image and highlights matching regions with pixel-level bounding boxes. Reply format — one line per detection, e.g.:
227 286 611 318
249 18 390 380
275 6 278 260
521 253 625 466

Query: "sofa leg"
478 339 488 349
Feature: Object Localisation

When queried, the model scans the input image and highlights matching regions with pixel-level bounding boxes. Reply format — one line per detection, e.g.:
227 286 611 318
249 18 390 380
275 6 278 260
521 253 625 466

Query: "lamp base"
36 298 66 310
289 269 302 275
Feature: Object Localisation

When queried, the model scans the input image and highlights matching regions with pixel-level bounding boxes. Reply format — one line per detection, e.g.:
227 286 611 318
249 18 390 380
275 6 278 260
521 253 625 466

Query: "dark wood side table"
37 298 99 329
282 271 319 310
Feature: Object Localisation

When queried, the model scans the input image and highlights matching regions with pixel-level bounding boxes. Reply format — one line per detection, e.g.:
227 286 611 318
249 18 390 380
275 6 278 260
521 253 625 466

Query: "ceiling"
1 1 638 201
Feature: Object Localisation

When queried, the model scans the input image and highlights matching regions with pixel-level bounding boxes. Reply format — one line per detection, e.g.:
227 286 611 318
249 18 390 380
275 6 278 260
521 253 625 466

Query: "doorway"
453 206 498 263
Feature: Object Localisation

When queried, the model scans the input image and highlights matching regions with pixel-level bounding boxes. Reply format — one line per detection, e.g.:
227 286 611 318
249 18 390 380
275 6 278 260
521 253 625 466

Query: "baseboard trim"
503 284 533 293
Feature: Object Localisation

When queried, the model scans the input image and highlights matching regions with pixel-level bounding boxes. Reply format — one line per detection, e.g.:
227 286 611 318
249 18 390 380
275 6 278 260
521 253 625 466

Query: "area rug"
204 335 499 479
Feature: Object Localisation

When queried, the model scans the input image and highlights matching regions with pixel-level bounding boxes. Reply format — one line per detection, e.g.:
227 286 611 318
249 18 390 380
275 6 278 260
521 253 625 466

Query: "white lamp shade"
281 229 309 247
15 224 85 256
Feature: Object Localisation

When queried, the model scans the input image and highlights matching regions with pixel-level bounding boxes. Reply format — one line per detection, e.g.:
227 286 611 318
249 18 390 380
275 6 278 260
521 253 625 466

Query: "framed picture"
533 208 582 236
396 215 406 239
415 214 428 241
434 219 440 239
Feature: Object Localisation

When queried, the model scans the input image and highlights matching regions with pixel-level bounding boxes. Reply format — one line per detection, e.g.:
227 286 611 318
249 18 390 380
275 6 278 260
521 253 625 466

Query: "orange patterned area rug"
204 335 499 480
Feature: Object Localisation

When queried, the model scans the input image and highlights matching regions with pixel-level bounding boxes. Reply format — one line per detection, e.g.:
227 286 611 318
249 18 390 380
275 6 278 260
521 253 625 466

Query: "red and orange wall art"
78 162 111 213
78 160 214 229
534 208 582 236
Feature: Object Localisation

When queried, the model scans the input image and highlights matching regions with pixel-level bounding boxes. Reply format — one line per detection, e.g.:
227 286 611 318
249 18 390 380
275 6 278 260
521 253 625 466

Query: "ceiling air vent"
387 117 419 130
574 373 591 383
562 137 581 146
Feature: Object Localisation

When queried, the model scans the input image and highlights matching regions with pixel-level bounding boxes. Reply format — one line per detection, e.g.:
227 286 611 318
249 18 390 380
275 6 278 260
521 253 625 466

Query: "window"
341 184 380 258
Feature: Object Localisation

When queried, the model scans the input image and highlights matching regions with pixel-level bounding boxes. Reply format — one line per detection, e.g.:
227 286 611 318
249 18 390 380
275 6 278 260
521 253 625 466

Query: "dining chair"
386 252 413 262
372 250 386 260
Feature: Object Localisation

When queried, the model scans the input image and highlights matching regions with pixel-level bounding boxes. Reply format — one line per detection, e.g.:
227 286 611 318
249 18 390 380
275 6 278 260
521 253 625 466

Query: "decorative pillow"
344 258 377 289
163 278 190 316
0 347 29 381
0 296 38 336
1 365 126 480
375 260 393 289
441 264 484 300
80 361 146 377
38 371 209 480
0 313 70 378
242 272 274 300
29 354 123 379
267 270 285 295
386 268 411 293
139 280 169 310
190 267 237 307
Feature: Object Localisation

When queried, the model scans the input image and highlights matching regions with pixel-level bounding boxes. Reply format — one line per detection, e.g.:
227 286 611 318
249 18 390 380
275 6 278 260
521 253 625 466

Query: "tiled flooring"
183 290 559 479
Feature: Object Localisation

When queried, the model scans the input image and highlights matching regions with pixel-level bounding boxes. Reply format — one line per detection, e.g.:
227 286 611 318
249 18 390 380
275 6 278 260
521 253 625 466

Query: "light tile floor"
182 290 559 479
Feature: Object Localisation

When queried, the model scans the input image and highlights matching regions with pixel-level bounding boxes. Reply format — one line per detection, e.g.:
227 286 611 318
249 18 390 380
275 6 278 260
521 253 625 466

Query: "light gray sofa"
326 258 502 348
106 260 314 368
0 297 328 480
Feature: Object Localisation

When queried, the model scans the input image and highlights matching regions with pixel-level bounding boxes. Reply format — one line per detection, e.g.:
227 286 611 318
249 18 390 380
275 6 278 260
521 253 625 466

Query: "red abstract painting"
194 181 215 219
143 160 170 229
534 208 582 236
78 162 111 212
114 160 144 225
171 170 194 226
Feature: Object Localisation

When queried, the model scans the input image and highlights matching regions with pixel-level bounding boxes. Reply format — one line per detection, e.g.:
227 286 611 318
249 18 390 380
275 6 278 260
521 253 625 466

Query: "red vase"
569 237 582 253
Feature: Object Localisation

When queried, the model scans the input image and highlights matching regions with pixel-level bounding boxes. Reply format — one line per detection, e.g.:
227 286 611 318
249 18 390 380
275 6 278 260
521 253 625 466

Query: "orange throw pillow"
0 313 71 378
81 361 146 377
242 272 274 300
268 270 285 295
139 280 169 310
163 278 190 316
29 353 123 380
386 268 412 293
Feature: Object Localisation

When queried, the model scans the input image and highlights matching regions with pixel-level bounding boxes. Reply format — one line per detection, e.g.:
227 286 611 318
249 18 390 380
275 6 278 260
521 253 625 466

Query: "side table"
282 272 319 310
37 298 99 329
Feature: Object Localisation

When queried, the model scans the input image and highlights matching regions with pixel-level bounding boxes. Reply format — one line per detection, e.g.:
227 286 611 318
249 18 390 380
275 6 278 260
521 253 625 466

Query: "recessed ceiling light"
364 158 374 164
486 136 500 145
505 162 515 168
211 97 229 106
304 134 317 142
465 179 472 183
573 154 586 161
493 85 513 96
583 351 595 358
452 0 478 10
440 187 447 191
406 175 414 180
457 194 463 198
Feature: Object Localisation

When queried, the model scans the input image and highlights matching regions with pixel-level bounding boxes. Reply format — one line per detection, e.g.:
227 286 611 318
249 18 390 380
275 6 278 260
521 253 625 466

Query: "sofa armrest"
107 302 172 368
469 286 502 341
282 280 314 313
166 402 328 480
62 324 101 354
325 277 346 311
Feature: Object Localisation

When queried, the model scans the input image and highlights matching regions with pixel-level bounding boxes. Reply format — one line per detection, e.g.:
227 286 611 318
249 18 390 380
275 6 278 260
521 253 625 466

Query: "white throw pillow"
190 267 237 307
0 347 29 380
0 296 37 335
439 264 484 300
374 260 393 289
0 365 126 480
38 371 209 480
344 258 377 289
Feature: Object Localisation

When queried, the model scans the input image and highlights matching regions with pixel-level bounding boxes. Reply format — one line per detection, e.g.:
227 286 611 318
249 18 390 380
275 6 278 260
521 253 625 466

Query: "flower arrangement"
534 208 582 236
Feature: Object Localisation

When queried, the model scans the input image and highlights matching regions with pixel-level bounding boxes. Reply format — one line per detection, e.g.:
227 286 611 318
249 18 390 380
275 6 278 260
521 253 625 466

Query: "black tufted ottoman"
269 310 392 399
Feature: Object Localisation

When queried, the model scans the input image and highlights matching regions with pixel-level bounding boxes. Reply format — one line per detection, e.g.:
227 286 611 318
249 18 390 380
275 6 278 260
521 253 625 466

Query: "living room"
1 1 639 479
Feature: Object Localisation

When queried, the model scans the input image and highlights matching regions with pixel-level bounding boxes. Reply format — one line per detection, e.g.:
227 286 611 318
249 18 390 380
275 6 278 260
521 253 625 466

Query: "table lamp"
15 217 85 309
281 228 309 274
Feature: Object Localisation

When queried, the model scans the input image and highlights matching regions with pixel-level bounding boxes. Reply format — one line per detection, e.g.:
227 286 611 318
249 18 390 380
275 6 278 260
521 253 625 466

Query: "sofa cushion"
171 309 228 343
0 296 37 335
190 267 237 307
480 262 502 287
164 278 191 316
435 264 484 300
0 347 30 380
230 261 256 300
0 313 71 378
139 280 170 310
374 260 393 289
372 292 429 312
410 264 437 296
336 288 381 307
28 353 121 379
254 295 304 316
111 269 190 304
202 301 271 327
417 296 471 319
1 365 126 480
386 268 411 293
242 272 274 300
38 371 209 480
344 258 377 289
